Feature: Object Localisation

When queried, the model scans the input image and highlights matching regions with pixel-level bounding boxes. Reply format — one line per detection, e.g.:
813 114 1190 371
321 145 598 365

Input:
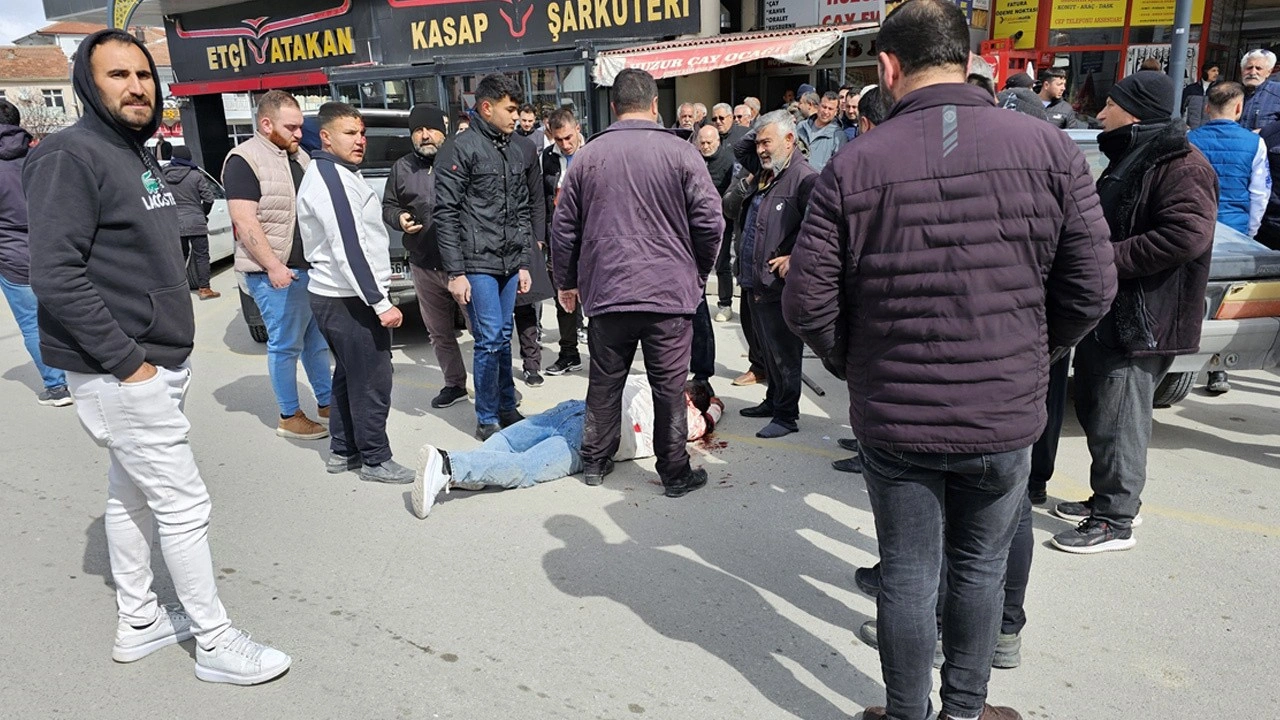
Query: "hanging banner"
817 0 885 26
1129 0 1206 26
165 0 376 82
381 0 701 62
992 0 1037 47
1050 0 1125 28
594 26 848 85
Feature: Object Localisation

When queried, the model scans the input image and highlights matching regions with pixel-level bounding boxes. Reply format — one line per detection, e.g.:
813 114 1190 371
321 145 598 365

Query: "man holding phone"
382 104 470 410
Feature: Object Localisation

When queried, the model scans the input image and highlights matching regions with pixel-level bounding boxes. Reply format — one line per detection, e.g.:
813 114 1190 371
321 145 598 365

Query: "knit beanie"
408 104 449 134
997 88 1050 120
1003 73 1034 90
1108 71 1175 122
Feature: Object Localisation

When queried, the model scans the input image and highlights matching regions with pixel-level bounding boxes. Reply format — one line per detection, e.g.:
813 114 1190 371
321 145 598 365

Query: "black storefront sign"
165 0 378 82
375 0 700 61
167 0 701 83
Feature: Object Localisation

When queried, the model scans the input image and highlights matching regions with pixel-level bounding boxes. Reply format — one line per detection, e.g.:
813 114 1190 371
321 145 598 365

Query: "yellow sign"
1051 0 1126 28
111 0 144 29
204 27 356 72
993 0 1038 48
1130 0 1206 26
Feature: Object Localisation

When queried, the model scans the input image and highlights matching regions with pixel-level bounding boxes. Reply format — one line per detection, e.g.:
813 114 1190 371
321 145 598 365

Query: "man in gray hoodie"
24 29 289 686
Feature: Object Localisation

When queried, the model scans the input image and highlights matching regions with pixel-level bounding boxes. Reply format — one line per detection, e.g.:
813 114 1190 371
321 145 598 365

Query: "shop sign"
992 0 1037 47
1050 0 1126 29
1129 0 1206 26
382 0 701 61
165 0 375 83
1125 43 1198 82
595 26 846 83
818 0 885 26
765 0 820 28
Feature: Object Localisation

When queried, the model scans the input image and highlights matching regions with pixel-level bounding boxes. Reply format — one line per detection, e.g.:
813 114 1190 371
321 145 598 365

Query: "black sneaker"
545 356 582 375
431 386 468 409
1055 498 1144 527
499 409 525 428
1028 482 1048 505
664 467 708 498
1050 517 1136 554
584 458 615 487
475 423 502 441
853 564 880 597
37 385 73 407
522 370 544 387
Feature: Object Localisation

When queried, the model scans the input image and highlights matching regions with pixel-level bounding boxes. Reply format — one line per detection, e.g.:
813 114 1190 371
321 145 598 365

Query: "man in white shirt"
410 377 724 518
297 102 413 484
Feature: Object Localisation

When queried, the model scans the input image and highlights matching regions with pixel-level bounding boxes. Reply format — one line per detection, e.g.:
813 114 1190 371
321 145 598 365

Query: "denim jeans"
244 270 332 416
1073 333 1173 527
465 272 519 425
861 443 1029 720
0 274 66 390
66 365 233 648
449 400 587 488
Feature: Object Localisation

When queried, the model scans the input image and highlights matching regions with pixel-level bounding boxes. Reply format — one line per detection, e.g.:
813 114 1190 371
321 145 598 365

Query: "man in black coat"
512 130 553 387
540 108 588 376
433 75 534 440
162 145 219 299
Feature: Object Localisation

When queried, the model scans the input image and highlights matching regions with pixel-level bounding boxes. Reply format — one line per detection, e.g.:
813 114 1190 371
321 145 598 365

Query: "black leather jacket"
432 115 532 277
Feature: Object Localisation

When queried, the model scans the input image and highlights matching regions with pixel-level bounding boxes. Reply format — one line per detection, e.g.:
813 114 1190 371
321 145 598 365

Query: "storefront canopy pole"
839 35 848 86
1167 0 1194 115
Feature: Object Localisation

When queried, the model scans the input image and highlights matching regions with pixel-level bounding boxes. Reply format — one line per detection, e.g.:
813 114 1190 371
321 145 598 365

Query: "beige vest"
224 134 311 273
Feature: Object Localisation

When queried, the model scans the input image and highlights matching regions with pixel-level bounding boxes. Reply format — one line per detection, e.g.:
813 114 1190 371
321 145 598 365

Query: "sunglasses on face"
712 115 730 121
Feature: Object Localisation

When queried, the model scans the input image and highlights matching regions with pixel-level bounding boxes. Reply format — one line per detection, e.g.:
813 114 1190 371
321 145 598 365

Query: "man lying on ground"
412 376 724 517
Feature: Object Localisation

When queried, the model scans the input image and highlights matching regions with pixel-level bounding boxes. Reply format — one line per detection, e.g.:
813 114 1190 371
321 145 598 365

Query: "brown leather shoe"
732 370 765 386
940 705 1023 720
197 287 221 300
277 411 328 440
861 708 887 720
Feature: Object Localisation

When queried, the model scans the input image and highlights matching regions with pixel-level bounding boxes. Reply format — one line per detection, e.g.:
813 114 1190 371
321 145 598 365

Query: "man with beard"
731 111 818 439
1240 49 1280 131
1052 71 1217 554
699 124 739 325
25 27 290 685
1037 68 1084 129
224 90 332 442
382 105 470 411
540 108 587 377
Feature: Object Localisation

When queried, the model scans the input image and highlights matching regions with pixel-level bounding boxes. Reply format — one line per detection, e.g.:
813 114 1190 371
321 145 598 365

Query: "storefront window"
1062 50 1121 119
528 67 559 119
384 80 410 110
558 66 591 135
443 72 525 131
1128 25 1202 44
410 78 440 108
335 83 359 105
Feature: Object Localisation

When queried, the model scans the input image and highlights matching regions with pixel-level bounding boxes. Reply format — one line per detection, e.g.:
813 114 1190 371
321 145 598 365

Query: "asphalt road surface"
2 268 1277 719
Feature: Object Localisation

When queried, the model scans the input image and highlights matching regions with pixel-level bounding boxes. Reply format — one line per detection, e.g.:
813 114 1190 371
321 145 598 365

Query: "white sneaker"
112 605 194 663
714 306 733 322
195 628 291 685
413 444 453 519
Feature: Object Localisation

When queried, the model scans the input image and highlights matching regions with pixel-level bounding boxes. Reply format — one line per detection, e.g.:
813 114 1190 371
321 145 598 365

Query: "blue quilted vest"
1188 118 1258 234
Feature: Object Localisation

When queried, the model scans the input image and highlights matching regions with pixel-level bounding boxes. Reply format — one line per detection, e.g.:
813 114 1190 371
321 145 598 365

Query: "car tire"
1153 371 1195 408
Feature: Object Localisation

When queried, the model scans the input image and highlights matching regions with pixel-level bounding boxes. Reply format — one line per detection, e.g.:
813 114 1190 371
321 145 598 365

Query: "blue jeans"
860 443 1029 720
0 274 66 390
449 400 586 488
244 270 332 416
465 272 519 425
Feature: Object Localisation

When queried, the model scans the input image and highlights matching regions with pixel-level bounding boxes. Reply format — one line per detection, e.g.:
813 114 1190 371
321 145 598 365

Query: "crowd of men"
3 4 1280 718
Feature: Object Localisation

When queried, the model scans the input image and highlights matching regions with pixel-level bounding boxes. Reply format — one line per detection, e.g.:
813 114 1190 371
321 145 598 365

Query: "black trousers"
739 288 767 378
514 303 541 373
554 295 582 361
582 311 692 485
1029 353 1071 488
309 294 393 465
690 298 715 382
749 295 804 425
180 234 211 289
715 225 734 307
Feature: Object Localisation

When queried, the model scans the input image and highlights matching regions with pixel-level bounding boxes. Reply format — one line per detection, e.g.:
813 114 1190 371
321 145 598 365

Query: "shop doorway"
767 74 810 109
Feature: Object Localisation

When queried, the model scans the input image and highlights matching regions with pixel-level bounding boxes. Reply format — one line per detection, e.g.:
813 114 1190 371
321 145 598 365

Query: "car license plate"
390 261 408 280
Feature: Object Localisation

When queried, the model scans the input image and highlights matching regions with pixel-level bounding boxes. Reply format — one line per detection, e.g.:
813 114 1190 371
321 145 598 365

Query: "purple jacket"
551 119 724 316
784 83 1117 455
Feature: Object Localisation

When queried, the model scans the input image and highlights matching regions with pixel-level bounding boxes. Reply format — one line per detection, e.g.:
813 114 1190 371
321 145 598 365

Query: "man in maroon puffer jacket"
783 1 1116 718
